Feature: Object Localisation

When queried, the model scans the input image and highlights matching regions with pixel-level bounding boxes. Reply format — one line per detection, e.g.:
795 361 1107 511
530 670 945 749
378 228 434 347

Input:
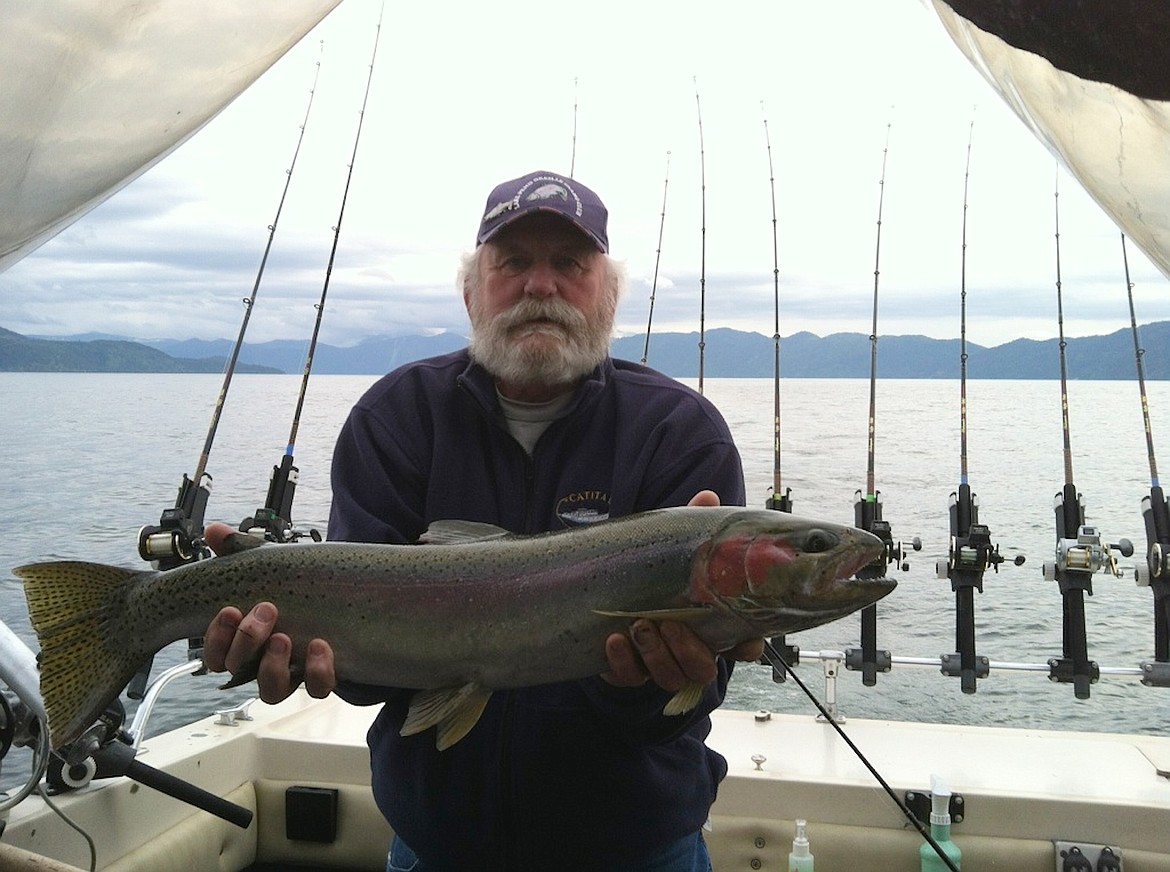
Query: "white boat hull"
4 692 1168 871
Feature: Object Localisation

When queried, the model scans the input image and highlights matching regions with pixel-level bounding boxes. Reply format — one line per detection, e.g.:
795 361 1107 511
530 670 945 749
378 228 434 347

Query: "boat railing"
758 646 1168 723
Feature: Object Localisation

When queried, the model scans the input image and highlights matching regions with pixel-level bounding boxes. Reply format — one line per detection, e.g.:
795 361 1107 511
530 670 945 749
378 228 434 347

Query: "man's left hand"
600 490 765 692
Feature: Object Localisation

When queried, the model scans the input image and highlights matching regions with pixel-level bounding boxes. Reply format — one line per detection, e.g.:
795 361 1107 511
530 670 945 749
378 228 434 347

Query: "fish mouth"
838 528 888 581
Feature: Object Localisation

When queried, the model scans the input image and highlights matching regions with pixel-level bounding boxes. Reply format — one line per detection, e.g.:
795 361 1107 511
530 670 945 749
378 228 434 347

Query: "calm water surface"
2 372 1168 790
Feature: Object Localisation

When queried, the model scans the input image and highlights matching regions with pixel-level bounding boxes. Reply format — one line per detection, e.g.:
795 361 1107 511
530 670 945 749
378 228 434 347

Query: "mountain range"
2 322 1168 379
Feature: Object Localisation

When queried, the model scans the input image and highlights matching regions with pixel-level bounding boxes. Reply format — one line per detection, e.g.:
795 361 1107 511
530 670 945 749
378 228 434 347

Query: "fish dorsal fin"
418 521 512 545
400 683 493 750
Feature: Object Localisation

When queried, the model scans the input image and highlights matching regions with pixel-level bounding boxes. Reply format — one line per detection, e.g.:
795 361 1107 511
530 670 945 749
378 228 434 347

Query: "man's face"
466 213 615 398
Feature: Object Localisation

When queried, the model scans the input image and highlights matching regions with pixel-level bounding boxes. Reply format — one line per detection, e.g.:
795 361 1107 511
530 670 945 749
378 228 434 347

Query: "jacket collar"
457 353 613 423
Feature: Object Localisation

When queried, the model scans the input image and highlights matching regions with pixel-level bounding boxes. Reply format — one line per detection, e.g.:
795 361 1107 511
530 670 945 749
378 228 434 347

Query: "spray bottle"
919 775 962 871
788 818 814 871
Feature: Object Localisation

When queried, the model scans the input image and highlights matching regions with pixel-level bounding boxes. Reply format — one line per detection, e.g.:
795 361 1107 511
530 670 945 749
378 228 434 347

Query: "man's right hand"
201 522 337 704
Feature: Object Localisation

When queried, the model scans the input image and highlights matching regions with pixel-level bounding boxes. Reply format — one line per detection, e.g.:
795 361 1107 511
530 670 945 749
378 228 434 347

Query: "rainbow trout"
17 506 888 751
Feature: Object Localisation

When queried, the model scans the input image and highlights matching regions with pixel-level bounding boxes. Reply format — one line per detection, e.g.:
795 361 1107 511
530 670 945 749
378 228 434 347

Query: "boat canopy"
0 1 1167 283
924 0 1170 281
0 0 340 272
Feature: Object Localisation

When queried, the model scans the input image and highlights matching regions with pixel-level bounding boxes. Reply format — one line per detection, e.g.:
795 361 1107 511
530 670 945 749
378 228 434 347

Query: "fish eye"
803 529 837 553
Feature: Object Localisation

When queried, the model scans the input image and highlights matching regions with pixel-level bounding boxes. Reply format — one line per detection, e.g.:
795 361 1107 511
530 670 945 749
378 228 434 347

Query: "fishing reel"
239 454 322 543
0 691 41 763
936 524 1026 581
1134 491 1170 584
1135 541 1169 583
45 698 127 793
852 491 921 577
138 472 213 569
860 518 922 576
239 507 322 544
1042 525 1134 581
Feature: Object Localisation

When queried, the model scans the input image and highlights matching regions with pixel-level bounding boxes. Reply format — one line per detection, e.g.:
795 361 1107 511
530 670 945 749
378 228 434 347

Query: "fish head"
690 510 892 634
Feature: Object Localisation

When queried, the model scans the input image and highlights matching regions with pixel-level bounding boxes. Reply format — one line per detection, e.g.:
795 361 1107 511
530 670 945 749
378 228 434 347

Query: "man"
204 170 760 871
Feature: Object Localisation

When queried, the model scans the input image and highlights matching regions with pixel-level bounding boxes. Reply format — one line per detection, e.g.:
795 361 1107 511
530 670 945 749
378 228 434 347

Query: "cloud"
2 0 1168 349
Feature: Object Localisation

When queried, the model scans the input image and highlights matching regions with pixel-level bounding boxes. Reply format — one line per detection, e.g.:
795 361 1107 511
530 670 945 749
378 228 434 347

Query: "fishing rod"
695 77 708 394
641 151 671 366
242 9 384 544
762 107 790 514
848 122 919 688
1041 170 1133 699
1121 233 1170 686
570 77 579 177
39 48 331 822
935 118 1023 695
757 106 798 682
137 45 326 571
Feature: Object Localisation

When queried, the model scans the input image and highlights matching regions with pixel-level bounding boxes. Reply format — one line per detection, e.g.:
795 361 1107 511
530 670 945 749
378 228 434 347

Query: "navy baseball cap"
476 170 609 253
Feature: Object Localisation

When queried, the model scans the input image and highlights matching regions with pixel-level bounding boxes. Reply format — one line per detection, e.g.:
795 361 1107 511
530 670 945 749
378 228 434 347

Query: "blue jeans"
386 831 713 871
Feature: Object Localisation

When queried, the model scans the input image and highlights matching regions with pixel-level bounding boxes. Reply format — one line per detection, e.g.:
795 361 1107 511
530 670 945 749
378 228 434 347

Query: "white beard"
468 294 613 388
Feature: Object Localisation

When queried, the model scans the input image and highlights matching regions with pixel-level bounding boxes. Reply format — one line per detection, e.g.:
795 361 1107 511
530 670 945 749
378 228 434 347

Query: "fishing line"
37 782 97 872
641 150 671 366
694 77 708 394
762 105 790 512
758 639 961 872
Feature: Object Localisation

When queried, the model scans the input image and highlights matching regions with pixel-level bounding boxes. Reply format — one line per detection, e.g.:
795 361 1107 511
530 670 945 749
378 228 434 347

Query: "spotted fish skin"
17 506 888 750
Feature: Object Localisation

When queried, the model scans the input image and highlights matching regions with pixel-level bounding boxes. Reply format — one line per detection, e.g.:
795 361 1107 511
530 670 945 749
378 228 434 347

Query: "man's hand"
200 522 337 704
600 491 765 692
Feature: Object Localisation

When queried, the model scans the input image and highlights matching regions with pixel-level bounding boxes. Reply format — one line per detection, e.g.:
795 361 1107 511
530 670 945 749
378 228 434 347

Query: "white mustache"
493 299 585 335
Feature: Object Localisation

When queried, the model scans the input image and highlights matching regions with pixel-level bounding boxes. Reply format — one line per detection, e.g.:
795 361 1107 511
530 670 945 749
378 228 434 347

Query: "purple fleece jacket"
327 349 745 871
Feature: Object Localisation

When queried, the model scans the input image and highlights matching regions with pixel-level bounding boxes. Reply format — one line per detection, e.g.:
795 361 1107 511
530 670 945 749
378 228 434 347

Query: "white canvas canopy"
1 1 1168 286
924 0 1170 284
0 0 340 271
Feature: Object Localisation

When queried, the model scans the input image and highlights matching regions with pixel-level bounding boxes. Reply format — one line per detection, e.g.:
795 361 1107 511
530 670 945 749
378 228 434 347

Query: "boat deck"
3 692 1168 871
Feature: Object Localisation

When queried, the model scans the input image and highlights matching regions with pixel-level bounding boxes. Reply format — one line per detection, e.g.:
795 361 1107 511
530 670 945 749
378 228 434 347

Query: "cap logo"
478 170 607 252
481 176 584 225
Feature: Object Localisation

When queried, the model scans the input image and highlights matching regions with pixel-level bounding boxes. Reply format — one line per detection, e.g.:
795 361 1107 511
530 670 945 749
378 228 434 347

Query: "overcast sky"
2 0 1167 348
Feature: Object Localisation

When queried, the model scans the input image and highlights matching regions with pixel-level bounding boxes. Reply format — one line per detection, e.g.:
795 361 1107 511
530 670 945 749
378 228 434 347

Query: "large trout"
17 506 888 751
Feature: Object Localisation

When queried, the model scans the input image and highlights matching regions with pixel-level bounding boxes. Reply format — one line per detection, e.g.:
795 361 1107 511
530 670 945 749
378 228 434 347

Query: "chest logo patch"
555 490 611 527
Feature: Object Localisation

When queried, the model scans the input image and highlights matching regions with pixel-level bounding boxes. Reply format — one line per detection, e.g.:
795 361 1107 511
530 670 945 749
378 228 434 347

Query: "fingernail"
268 635 289 656
254 603 276 623
632 621 656 648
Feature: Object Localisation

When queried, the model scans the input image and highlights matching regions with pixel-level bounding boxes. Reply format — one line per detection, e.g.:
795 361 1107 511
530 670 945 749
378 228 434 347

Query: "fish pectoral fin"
663 680 706 716
400 683 493 750
418 520 513 545
593 607 714 622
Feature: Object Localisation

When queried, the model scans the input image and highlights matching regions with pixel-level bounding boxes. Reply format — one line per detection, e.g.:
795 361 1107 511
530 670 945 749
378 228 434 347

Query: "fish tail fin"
15 560 149 750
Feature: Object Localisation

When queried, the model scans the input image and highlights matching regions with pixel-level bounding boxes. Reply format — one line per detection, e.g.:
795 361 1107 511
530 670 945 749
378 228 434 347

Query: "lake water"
2 371 1168 789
